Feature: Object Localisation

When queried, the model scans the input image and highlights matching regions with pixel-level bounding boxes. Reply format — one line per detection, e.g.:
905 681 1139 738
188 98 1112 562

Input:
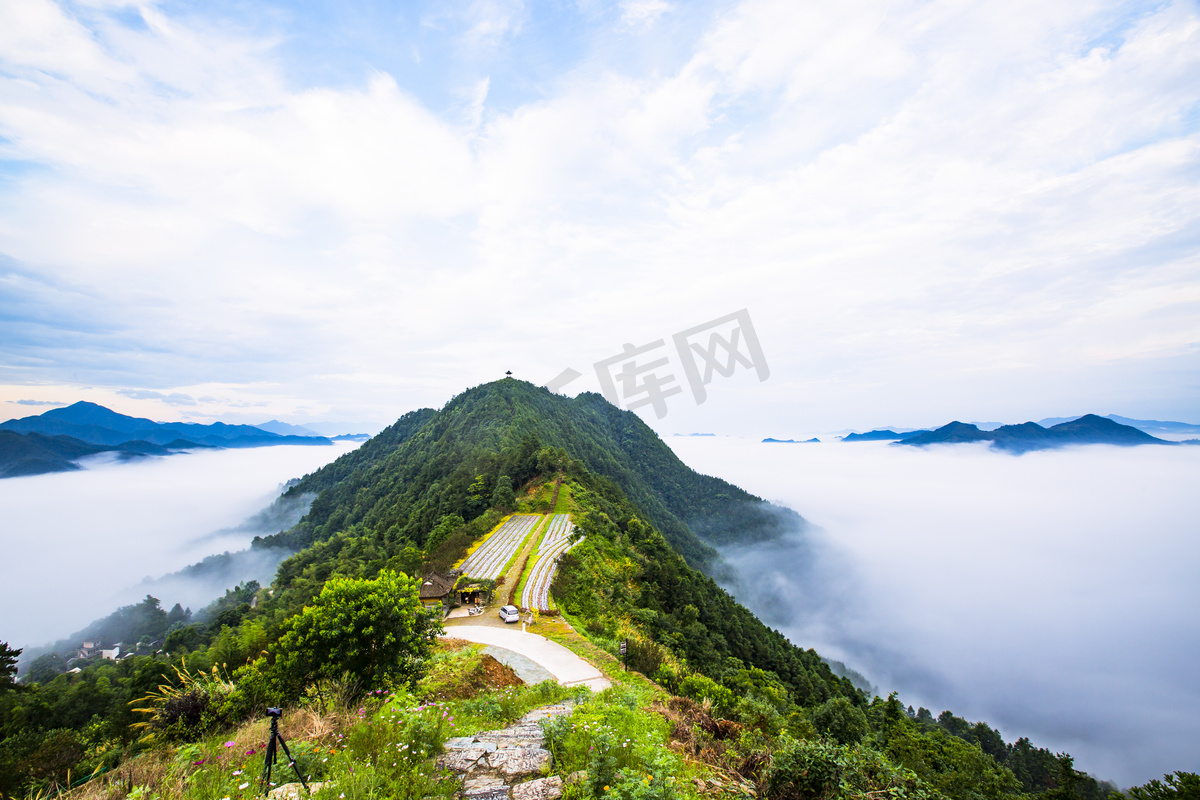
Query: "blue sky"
1 0 1198 433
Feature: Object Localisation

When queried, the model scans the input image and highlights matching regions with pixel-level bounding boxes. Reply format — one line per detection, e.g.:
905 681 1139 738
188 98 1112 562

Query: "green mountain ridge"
264 380 806 568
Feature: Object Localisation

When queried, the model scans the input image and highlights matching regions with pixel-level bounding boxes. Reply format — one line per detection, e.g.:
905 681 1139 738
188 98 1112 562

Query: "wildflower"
246 749 257 755
232 770 243 776
193 759 206 766
225 741 236 747
239 783 250 790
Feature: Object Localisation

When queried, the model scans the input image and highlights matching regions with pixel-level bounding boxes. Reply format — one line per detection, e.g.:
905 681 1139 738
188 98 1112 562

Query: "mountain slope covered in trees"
265 380 804 566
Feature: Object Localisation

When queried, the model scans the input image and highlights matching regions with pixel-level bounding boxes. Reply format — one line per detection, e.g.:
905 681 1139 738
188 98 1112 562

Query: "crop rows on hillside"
520 513 580 611
458 513 541 580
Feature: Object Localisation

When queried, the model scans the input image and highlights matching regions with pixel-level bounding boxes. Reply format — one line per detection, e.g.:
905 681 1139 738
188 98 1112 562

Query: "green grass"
543 687 706 800
552 481 575 514
513 514 557 603
435 681 586 737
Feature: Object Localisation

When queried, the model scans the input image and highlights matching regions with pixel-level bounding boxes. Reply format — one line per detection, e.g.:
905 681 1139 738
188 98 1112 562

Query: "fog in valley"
0 442 357 650
667 436 1200 788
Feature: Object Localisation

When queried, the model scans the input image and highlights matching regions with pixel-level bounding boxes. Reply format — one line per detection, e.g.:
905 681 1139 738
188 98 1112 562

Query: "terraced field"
520 514 580 612
458 513 542 580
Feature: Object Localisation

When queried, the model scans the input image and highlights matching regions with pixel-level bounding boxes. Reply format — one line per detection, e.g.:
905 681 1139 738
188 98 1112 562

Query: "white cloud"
619 0 671 29
667 436 1200 786
0 0 1197 429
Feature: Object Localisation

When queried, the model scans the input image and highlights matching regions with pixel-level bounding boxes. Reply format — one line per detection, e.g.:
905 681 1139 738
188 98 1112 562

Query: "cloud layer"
668 435 1200 787
0 441 357 648
0 0 1197 431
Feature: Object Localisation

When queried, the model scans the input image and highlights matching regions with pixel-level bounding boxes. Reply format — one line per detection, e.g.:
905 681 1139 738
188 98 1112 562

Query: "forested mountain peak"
276 378 805 565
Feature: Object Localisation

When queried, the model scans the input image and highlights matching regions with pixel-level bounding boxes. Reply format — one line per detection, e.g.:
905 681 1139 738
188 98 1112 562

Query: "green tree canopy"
270 570 440 699
1126 772 1200 800
813 695 871 746
0 642 21 692
25 653 67 685
491 475 515 509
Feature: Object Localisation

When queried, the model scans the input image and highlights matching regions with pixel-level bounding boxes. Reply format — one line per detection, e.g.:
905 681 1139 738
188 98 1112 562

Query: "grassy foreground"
57 638 743 800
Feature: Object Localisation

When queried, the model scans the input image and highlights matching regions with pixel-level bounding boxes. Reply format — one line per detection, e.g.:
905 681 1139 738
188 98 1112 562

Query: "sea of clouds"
666 435 1200 788
0 442 358 650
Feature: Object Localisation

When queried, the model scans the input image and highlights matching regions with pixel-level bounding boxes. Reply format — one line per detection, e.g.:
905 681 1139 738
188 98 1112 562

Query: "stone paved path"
437 701 575 800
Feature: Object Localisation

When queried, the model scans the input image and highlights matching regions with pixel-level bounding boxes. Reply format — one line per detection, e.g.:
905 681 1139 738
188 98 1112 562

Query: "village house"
418 571 458 611
76 641 123 661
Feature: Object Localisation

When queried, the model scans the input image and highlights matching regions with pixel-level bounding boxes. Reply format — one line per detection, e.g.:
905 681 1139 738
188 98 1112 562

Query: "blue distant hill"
841 429 929 442
255 419 321 437
896 414 1171 453
0 401 331 478
762 437 820 443
1038 414 1200 436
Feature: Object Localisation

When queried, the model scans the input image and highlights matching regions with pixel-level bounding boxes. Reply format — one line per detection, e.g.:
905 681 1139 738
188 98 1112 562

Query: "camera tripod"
259 708 310 795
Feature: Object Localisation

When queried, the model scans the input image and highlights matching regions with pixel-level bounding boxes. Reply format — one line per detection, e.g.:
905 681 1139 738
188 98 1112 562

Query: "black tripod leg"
274 732 310 793
259 736 277 793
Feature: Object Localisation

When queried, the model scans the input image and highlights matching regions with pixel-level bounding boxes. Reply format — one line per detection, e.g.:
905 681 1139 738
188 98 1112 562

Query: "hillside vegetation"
2 380 1191 800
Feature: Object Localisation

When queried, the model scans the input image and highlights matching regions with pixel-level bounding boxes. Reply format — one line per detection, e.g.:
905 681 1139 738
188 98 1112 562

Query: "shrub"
811 696 869 746
767 736 935 800
624 638 666 678
271 570 441 700
677 674 734 716
130 661 237 743
543 690 682 800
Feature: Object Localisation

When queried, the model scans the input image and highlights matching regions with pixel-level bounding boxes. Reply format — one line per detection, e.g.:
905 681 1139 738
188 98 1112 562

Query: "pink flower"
224 741 235 748
245 749 257 755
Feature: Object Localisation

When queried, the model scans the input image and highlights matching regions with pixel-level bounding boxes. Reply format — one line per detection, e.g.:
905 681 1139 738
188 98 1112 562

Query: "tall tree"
270 570 440 699
0 641 21 692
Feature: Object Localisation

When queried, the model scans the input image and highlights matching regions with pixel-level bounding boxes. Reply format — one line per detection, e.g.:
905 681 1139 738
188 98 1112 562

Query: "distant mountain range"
842 429 929 442
255 419 321 436
256 420 371 440
895 414 1189 453
762 437 820 443
1037 414 1200 436
0 402 331 478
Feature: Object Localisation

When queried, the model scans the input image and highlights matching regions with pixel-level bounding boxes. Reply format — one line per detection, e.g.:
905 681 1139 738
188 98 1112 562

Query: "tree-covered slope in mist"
266 379 804 566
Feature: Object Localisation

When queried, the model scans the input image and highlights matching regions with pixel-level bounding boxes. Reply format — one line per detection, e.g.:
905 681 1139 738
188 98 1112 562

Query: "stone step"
445 701 576 799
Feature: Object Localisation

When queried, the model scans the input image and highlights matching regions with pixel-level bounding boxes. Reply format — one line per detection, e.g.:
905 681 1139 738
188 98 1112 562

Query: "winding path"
442 624 610 692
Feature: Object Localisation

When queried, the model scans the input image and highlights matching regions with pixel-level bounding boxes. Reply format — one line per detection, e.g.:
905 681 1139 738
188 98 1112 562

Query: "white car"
498 605 520 623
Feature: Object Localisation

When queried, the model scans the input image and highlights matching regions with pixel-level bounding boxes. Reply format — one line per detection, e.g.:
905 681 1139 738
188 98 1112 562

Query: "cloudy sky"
1 0 1198 434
